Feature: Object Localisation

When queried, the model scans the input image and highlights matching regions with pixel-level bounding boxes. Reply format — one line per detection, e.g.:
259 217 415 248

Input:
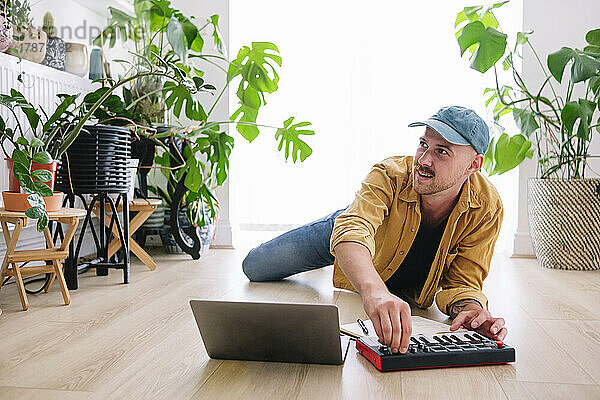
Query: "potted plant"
5 0 47 63
0 46 210 231
40 12 65 70
0 89 79 230
92 0 316 257
453 2 600 270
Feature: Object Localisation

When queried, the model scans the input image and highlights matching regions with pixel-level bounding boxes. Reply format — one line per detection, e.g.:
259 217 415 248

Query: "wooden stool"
0 208 86 311
93 199 162 271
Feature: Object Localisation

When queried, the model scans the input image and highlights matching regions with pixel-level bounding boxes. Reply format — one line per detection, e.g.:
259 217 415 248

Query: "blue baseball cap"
408 106 490 154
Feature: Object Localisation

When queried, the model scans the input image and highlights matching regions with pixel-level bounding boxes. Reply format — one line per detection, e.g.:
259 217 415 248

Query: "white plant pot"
65 42 89 76
528 178 600 270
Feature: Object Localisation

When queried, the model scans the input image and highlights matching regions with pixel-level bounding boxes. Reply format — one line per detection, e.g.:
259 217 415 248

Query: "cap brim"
408 119 470 147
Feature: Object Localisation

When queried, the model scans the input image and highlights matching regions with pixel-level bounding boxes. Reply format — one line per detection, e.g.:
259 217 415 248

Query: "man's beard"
413 163 464 195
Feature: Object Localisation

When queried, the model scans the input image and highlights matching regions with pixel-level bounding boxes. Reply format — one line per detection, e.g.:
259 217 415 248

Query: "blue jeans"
242 208 347 281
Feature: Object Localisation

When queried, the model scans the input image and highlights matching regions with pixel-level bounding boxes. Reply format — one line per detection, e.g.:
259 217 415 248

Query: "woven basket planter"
528 178 600 270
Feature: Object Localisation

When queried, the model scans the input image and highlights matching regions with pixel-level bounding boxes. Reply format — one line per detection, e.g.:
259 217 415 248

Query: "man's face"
412 127 478 195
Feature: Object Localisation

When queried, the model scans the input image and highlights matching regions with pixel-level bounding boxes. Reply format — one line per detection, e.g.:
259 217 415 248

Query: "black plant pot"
56 125 131 195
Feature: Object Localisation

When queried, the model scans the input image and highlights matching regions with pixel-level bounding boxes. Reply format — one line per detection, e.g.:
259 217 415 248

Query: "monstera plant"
455 1 600 271
93 0 316 242
454 1 600 178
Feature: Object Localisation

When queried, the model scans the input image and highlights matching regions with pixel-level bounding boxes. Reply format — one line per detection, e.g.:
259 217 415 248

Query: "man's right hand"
362 290 412 354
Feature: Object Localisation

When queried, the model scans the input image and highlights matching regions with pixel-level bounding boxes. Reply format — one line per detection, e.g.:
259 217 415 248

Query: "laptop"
189 299 350 365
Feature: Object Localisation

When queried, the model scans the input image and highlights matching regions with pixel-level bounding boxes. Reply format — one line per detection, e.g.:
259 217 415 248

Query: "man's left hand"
448 300 507 341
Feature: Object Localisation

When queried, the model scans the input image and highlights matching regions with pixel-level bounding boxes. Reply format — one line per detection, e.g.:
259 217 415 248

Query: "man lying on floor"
242 105 507 355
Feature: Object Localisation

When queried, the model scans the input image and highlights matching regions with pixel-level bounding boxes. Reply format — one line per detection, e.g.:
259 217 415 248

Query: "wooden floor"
0 239 600 400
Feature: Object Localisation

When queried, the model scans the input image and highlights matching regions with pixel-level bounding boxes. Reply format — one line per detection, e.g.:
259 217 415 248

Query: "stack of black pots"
56 125 131 194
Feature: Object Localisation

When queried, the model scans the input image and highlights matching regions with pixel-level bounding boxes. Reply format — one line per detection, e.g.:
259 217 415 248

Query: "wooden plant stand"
93 198 162 271
0 208 86 311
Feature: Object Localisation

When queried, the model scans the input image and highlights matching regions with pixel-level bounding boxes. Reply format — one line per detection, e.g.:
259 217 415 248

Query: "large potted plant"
92 0 316 257
454 2 600 270
0 47 208 231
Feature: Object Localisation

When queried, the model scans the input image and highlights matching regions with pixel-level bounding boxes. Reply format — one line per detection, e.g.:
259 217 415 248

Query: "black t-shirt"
385 218 448 294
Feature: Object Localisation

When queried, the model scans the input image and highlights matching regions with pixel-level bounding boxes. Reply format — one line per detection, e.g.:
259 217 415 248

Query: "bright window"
230 0 523 252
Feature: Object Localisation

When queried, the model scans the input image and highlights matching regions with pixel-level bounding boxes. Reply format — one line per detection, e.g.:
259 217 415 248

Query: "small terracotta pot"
2 191 64 212
6 158 58 192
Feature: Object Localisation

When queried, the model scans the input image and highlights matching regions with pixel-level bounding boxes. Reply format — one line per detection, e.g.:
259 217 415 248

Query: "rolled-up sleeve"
435 205 503 315
330 163 395 257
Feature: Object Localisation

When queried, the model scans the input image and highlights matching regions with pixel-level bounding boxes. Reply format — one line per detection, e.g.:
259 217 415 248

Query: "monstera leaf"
488 133 534 175
228 42 283 140
229 85 261 142
274 117 315 163
199 126 234 186
561 99 596 139
457 21 507 73
163 81 207 121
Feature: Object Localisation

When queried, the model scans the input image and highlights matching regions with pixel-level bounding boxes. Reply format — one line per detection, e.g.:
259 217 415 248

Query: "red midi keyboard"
356 331 515 371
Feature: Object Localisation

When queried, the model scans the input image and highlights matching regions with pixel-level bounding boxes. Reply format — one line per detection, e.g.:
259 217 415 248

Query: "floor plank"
0 386 92 400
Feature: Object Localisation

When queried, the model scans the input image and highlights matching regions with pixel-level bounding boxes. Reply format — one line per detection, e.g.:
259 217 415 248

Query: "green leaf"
32 169 53 182
12 161 30 180
32 151 52 164
571 52 600 83
455 11 467 28
19 175 36 194
480 11 498 29
584 45 600 56
163 81 207 121
457 21 507 73
208 14 224 54
492 133 533 175
36 211 49 232
16 137 29 146
25 204 44 219
547 47 575 83
196 127 234 186
30 137 44 147
166 17 187 63
561 99 596 139
274 117 315 163
483 136 496 174
184 159 203 192
26 193 45 208
12 149 29 167
512 108 540 137
43 93 79 133
33 181 53 197
230 85 261 142
228 42 282 93
516 31 530 46
228 42 283 140
586 28 600 46
492 1 510 8
10 89 40 133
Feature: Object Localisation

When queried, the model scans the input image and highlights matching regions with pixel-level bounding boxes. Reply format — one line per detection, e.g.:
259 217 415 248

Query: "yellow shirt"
330 156 503 315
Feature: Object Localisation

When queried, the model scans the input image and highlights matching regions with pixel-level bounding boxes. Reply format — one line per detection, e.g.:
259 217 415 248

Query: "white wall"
513 0 600 256
168 0 233 248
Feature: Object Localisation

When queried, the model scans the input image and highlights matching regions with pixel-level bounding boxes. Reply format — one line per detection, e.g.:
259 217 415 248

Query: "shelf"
0 51 93 89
